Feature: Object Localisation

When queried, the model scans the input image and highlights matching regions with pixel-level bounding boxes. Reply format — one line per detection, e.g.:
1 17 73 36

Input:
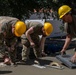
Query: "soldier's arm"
25 27 34 43
39 36 46 52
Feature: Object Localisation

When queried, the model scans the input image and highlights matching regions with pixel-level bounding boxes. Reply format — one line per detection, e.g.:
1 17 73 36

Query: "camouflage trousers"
0 46 6 58
21 35 42 61
4 38 17 63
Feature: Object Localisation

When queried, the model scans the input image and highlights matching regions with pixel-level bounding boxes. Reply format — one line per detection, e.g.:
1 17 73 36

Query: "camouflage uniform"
21 22 45 60
0 16 19 63
0 33 5 58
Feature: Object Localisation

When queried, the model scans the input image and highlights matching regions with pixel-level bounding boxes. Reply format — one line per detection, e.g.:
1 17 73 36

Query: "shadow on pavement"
0 70 12 74
17 59 53 66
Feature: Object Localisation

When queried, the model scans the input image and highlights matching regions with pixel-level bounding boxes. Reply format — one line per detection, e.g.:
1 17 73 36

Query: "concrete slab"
56 55 76 69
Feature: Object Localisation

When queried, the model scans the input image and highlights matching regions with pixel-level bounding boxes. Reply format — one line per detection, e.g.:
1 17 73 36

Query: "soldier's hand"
10 47 15 52
7 46 14 52
71 54 76 63
11 45 15 51
30 42 35 47
60 49 66 55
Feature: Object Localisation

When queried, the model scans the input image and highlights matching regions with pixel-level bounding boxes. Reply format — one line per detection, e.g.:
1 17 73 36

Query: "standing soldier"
0 16 26 65
21 21 53 61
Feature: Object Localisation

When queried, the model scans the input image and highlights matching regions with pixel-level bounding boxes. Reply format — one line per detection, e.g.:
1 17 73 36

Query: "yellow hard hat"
44 22 53 36
58 5 71 18
15 21 26 37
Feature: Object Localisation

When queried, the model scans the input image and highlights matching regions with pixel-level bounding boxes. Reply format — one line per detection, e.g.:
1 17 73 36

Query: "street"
0 48 76 75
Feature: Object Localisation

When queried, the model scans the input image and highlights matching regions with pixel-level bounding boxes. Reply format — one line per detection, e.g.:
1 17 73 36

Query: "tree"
0 0 39 19
0 0 75 20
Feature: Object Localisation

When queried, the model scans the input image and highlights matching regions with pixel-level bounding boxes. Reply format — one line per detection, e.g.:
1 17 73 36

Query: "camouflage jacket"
0 16 19 47
26 21 43 36
0 16 19 39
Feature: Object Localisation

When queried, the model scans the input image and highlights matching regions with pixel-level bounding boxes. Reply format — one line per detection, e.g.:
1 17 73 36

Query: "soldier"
21 21 53 61
58 5 76 63
0 16 26 65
